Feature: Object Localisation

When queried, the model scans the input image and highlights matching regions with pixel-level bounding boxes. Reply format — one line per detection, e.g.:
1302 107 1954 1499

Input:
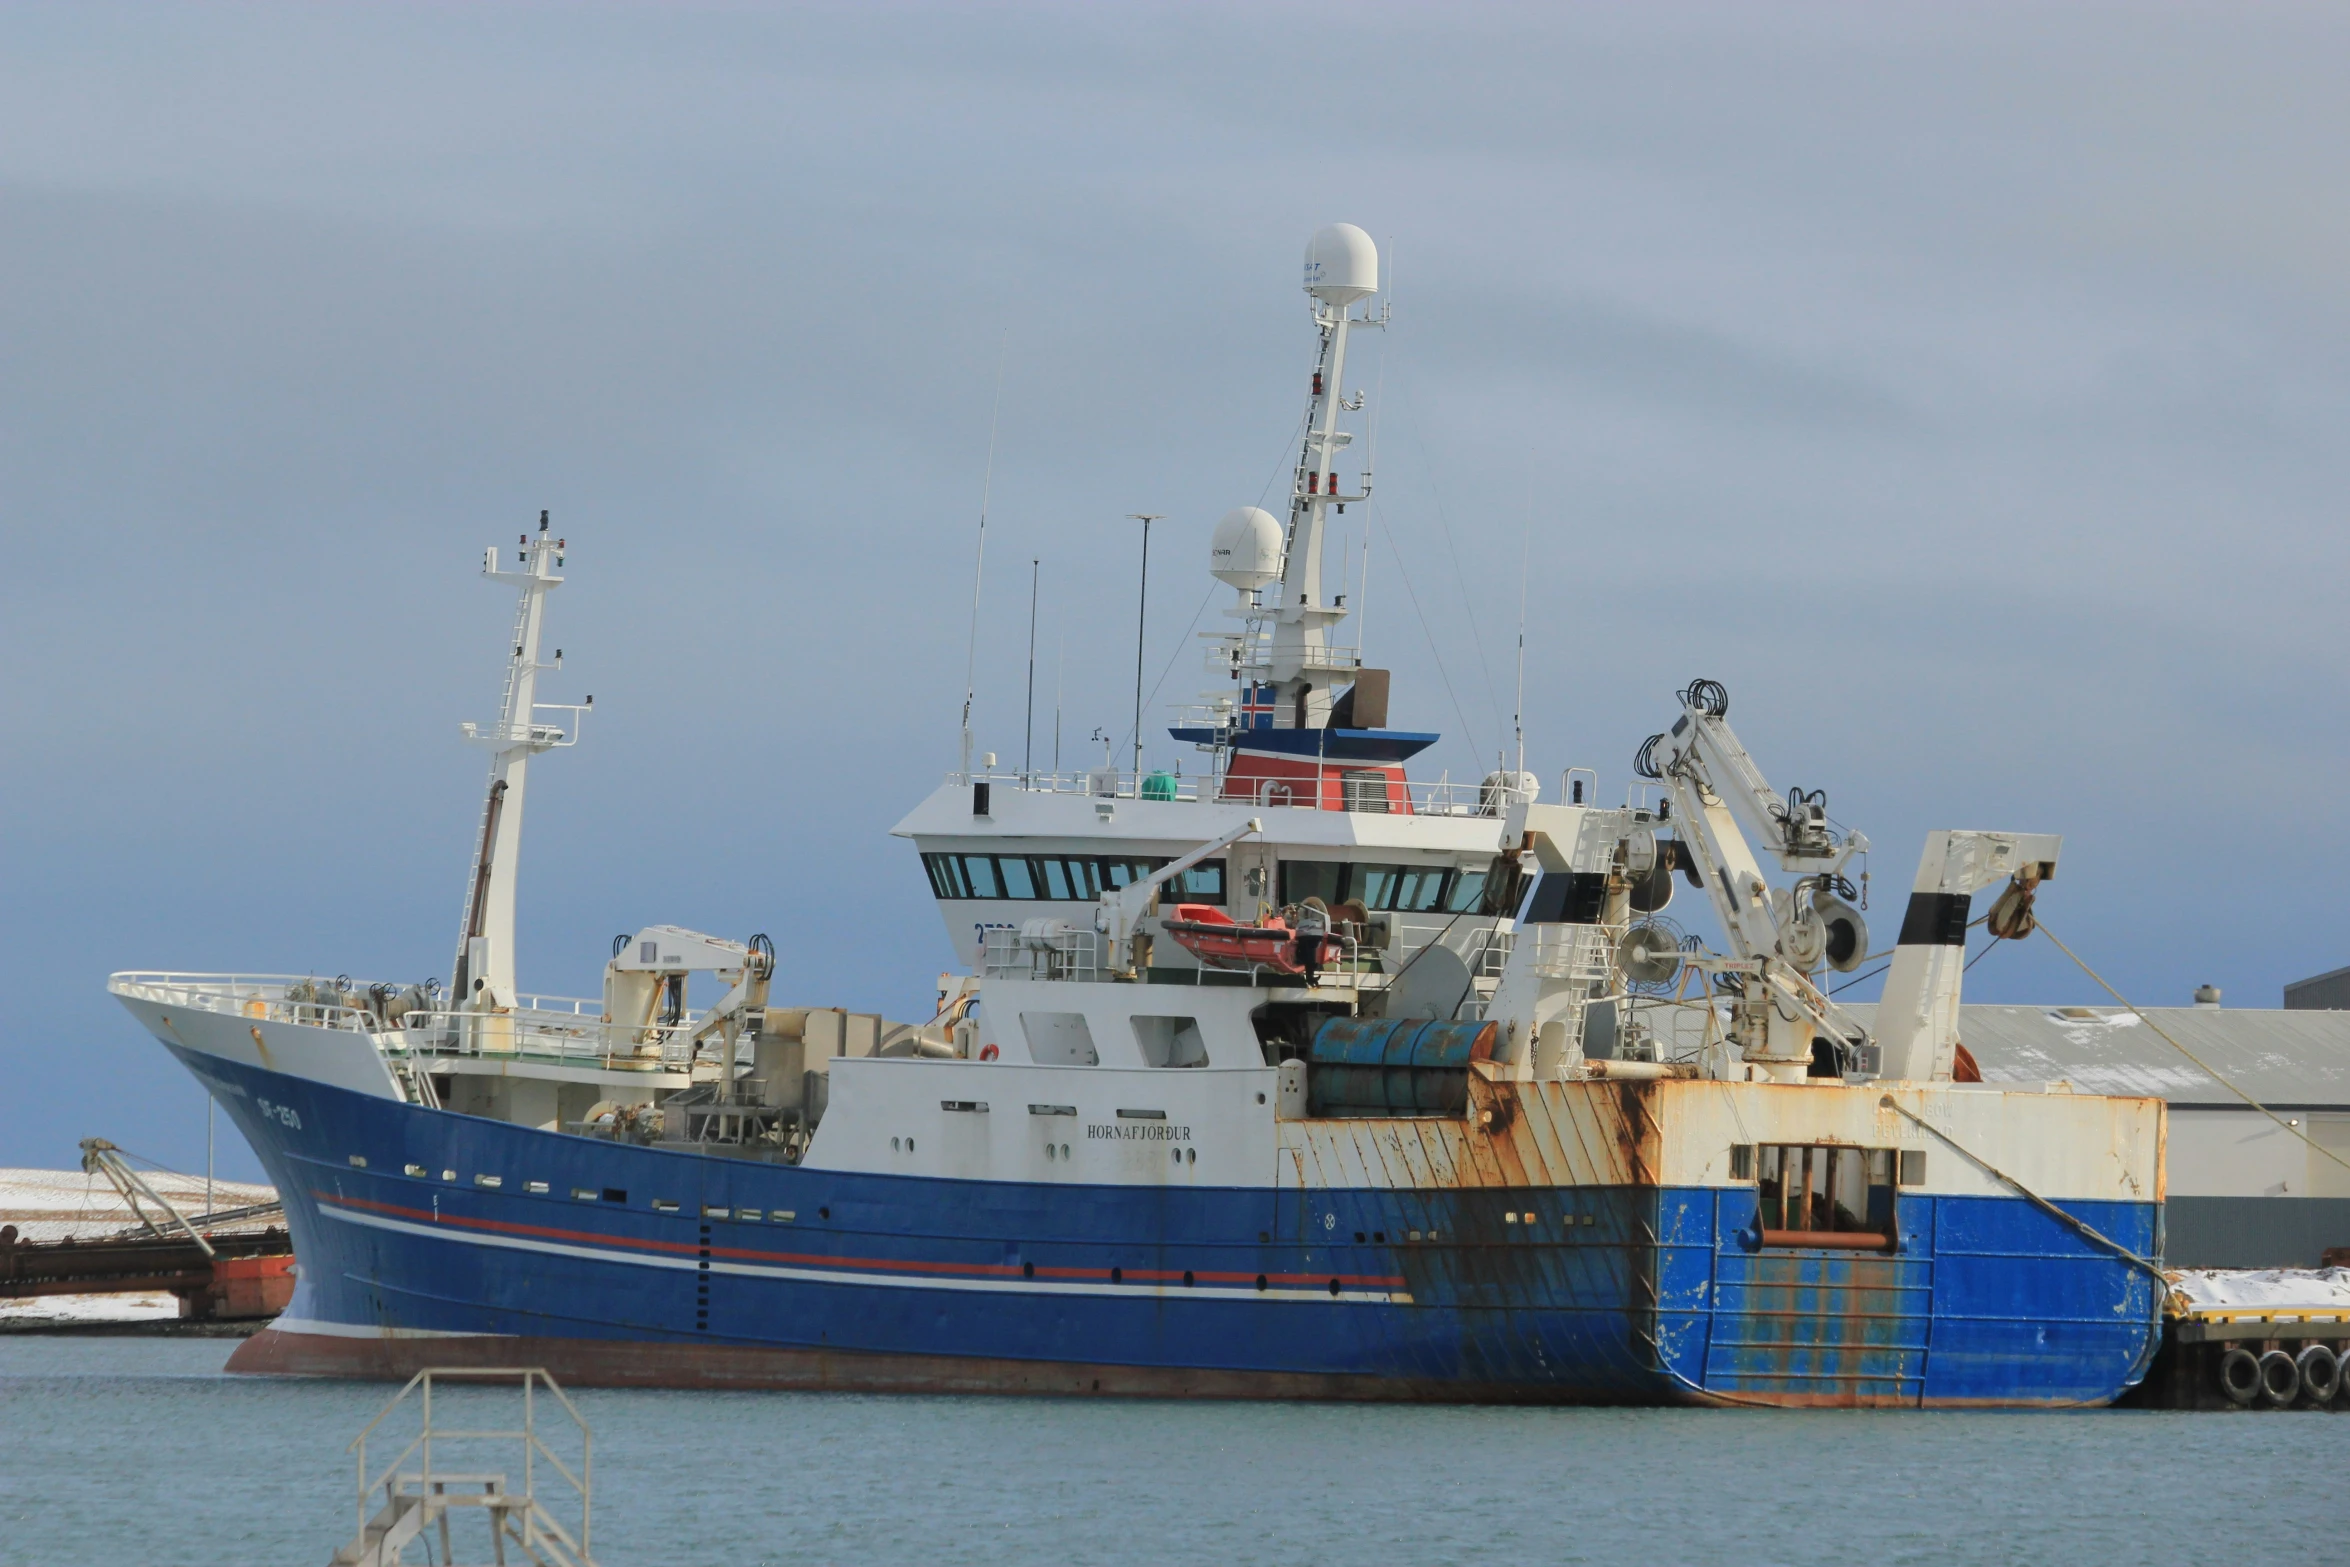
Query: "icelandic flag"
1239 683 1278 730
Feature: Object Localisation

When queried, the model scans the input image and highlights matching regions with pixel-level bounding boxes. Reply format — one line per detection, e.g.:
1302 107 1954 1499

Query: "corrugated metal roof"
1845 1005 2350 1107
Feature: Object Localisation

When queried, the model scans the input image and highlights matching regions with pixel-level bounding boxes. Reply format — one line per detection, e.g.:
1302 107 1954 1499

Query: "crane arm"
1100 817 1265 973
1648 685 1867 874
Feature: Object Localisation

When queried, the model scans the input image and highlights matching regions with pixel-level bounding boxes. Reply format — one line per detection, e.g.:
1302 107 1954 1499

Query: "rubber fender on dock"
2218 1347 2261 1407
2257 1349 2301 1407
2296 1343 2340 1407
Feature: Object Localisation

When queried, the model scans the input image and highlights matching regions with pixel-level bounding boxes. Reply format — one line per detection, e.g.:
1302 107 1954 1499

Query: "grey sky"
5 3 2347 1178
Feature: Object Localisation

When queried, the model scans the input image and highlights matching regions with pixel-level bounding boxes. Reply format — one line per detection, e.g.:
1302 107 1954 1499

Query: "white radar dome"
1209 507 1283 591
1303 224 1379 304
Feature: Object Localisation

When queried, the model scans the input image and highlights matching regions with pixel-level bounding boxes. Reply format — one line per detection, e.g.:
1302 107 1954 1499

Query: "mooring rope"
2036 920 2350 1180
1875 1094 2171 1288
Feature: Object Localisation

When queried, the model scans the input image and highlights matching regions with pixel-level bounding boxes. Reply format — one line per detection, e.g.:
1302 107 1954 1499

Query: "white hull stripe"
270 1315 507 1341
320 1200 1413 1306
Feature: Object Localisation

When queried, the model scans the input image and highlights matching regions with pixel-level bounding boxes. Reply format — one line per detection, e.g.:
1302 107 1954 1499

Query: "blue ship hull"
186 1047 2164 1406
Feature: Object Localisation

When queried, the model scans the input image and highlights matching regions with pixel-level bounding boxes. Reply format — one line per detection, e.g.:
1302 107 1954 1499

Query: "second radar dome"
1209 507 1283 591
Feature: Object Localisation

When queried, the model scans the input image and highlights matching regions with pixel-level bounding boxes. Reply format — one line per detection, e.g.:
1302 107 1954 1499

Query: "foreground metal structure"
333 1368 592 1567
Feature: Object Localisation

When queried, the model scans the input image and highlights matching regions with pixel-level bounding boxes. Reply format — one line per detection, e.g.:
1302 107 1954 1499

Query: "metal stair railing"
337 1367 593 1567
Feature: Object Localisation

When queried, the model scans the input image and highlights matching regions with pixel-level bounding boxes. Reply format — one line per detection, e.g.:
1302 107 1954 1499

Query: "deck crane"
1637 678 2059 1084
1099 817 1265 979
1636 680 1879 1082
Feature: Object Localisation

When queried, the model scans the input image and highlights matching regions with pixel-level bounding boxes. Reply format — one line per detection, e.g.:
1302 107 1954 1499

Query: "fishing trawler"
109 226 2166 1406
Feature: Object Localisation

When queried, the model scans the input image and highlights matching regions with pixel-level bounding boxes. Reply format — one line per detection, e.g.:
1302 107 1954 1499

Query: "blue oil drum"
1306 1017 1496 1115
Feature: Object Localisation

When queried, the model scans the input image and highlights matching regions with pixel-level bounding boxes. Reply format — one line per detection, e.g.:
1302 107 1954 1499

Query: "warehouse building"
1950 1003 2350 1268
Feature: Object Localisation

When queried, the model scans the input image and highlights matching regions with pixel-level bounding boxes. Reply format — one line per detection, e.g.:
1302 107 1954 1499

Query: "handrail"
943 768 1519 818
348 1367 592 1564
108 972 721 1076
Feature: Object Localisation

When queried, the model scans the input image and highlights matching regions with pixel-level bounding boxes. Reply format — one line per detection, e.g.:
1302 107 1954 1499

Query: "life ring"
978 1043 999 1062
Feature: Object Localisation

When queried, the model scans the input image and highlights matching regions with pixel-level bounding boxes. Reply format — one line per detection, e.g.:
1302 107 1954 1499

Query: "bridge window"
1166 860 1224 904
923 852 1220 904
1443 868 1489 913
995 856 1040 900
1282 860 1463 913
1280 860 1348 908
1100 858 1155 890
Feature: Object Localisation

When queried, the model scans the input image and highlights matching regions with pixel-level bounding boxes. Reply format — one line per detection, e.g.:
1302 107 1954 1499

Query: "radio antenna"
1023 558 1040 782
959 331 1009 781
1513 502 1529 781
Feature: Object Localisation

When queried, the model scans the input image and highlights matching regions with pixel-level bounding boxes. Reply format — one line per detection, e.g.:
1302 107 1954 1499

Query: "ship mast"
450 512 586 1006
1268 224 1385 729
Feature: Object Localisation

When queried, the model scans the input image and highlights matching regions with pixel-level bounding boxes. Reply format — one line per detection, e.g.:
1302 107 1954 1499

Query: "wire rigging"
1373 505 1484 762
1390 356 1508 753
2038 921 2350 1179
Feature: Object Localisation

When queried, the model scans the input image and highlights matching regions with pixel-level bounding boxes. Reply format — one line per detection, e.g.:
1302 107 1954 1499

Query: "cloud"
5 2 2349 1175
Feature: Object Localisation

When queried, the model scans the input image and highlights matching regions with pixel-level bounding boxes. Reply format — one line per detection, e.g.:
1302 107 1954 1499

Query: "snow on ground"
0 1290 181 1325
0 1166 277 1243
2169 1267 2350 1313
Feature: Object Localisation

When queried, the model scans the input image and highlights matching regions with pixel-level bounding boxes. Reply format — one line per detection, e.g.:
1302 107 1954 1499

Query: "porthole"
1354 1231 1366 1244
1255 1274 1268 1292
818 1206 830 1220
1256 1093 1266 1105
1170 1149 1181 1166
1111 1266 1123 1284
1046 1144 1057 1161
1327 1278 1341 1296
1022 1261 1035 1279
891 1136 901 1152
405 1163 426 1178
1185 1148 1196 1165
1373 1231 1385 1243
1182 1270 1195 1287
1061 1144 1070 1158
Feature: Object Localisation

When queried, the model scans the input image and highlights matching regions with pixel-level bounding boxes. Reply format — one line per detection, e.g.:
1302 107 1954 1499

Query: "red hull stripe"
315 1191 1407 1292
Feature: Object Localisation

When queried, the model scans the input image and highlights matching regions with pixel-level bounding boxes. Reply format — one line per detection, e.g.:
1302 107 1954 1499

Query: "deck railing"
949 768 1519 818
107 973 714 1074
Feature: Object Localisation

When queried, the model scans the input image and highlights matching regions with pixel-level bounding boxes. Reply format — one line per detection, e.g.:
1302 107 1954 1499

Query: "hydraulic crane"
1637 678 2056 1084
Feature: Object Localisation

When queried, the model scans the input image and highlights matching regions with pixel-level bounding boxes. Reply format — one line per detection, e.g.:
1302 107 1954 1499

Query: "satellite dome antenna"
1195 226 1388 759
1303 223 1379 305
1209 507 1282 595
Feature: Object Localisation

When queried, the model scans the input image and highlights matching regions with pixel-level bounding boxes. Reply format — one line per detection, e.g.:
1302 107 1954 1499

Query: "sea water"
2 1334 2343 1566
